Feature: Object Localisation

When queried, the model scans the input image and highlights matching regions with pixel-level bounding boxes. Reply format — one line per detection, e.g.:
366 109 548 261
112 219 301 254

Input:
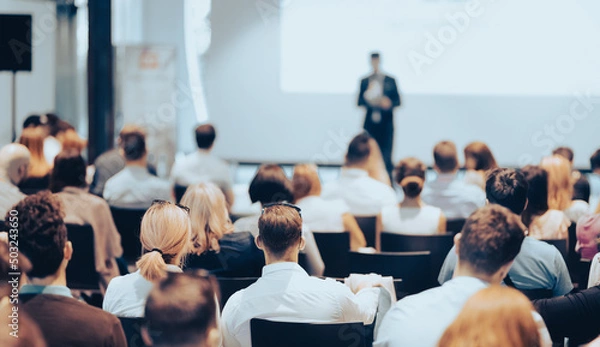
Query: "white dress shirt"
103 264 182 317
0 179 25 217
170 150 233 191
564 200 591 223
381 204 442 235
296 195 349 232
103 166 172 208
421 173 486 219
221 262 379 347
321 168 397 216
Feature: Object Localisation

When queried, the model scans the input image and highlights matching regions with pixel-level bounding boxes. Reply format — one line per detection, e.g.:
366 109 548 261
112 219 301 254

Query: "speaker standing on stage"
357 52 401 176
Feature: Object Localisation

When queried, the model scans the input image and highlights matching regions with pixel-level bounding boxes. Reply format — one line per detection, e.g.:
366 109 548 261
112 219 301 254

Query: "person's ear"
118 148 125 157
141 326 153 347
255 235 264 251
64 241 73 261
453 233 462 255
298 236 306 251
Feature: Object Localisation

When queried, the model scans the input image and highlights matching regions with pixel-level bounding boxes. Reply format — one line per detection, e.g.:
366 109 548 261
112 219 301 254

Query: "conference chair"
354 216 379 249
119 317 145 347
312 231 351 278
541 239 568 261
110 207 147 263
65 224 100 291
349 251 431 296
445 219 466 234
174 184 188 203
251 318 366 347
577 259 591 289
217 277 259 310
380 232 454 287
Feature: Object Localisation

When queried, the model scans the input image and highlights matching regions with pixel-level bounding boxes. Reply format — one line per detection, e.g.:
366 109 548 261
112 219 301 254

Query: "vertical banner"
115 46 177 178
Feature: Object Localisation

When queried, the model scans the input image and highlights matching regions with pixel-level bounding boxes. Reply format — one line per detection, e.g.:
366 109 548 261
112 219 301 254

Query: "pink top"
576 214 600 260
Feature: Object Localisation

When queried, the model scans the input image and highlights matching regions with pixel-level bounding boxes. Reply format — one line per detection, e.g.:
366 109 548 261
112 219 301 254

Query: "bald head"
0 144 31 185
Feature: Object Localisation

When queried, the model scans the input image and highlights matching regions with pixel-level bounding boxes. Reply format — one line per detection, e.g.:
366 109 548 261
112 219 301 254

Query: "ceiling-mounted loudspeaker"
0 14 33 72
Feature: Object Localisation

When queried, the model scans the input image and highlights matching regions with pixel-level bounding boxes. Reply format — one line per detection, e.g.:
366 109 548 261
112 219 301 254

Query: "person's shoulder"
521 237 562 260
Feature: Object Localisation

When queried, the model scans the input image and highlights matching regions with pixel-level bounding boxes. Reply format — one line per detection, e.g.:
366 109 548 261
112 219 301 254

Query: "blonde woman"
541 156 587 223
463 141 498 190
103 200 191 317
182 182 264 277
18 127 51 192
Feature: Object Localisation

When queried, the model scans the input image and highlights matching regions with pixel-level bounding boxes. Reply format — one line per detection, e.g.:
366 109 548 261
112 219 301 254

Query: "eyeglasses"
151 199 190 214
261 202 302 218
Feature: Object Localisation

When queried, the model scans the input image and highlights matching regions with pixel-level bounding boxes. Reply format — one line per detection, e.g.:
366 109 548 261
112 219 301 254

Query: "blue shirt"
438 237 573 296
21 284 73 297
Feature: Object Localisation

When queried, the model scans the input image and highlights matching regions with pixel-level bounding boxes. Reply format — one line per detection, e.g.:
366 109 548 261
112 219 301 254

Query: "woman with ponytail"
103 201 191 317
381 157 446 234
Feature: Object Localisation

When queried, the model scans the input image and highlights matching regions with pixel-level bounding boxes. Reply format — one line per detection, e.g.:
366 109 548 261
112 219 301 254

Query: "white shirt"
588 173 600 212
529 210 571 240
321 168 397 216
103 264 182 317
103 166 172 208
421 173 486 219
43 136 61 165
0 179 25 217
221 262 379 347
564 200 591 223
170 150 233 191
296 195 349 232
589 253 600 289
381 204 442 235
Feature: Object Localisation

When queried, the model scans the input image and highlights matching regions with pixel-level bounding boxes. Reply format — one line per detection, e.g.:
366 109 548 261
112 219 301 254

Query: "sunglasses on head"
151 199 191 214
261 202 302 218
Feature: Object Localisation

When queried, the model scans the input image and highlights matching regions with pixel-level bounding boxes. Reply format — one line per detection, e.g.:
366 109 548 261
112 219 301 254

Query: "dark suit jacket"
357 74 401 127
21 293 127 347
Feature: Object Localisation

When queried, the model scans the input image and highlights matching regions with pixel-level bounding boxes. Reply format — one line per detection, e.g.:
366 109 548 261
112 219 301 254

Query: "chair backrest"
577 259 591 289
217 277 259 309
354 216 378 248
119 317 146 347
541 239 568 261
445 219 466 234
349 251 431 295
312 232 351 278
110 207 147 263
250 318 366 347
174 185 188 203
380 232 454 287
65 224 99 290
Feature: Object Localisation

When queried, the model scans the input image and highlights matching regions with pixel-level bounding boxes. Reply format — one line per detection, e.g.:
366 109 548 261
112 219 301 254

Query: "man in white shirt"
170 124 234 207
222 203 379 347
103 129 172 208
0 143 30 217
374 204 545 347
588 149 600 211
322 133 397 216
422 141 486 219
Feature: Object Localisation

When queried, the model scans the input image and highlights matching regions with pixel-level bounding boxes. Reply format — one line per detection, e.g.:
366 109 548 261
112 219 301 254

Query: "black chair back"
313 232 351 278
380 232 454 287
541 239 568 261
119 317 146 347
445 219 466 234
174 185 188 203
110 207 147 263
349 251 431 295
217 277 259 310
578 259 591 289
354 216 378 248
66 224 99 290
251 318 366 347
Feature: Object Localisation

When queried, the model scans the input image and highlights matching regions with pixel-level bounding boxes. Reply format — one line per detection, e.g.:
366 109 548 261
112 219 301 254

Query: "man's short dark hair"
50 149 87 193
485 168 528 215
195 124 216 150
553 147 574 163
591 149 600 171
346 133 372 166
458 205 525 276
371 52 380 59
248 164 294 204
145 271 218 346
8 192 67 279
573 176 590 203
120 130 146 161
434 141 459 173
258 204 302 256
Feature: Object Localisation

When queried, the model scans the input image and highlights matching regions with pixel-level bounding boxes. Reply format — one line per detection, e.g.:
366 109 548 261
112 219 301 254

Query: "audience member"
566 176 592 222
58 127 87 154
374 205 547 347
292 164 366 250
589 149 600 212
13 192 127 346
222 204 379 347
589 253 600 288
381 157 446 234
103 200 191 317
553 146 582 182
576 214 600 260
541 155 588 221
143 272 221 347
521 165 570 240
463 141 498 190
422 141 486 219
51 150 123 289
182 182 265 276
367 137 393 186
233 164 324 276
438 286 541 347
438 168 573 297
171 124 235 207
103 128 172 208
0 144 29 216
18 127 51 192
322 132 397 215
22 113 62 165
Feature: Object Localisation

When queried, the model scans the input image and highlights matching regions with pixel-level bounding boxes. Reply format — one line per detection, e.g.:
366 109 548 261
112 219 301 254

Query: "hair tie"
151 248 163 255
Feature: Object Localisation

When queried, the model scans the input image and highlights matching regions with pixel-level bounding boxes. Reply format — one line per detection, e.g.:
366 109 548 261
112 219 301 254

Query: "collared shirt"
381 204 442 235
296 195 349 232
103 264 182 317
421 173 486 219
0 179 25 217
321 168 397 216
89 149 126 196
221 262 379 347
21 284 73 298
438 237 573 296
170 150 233 191
103 166 172 208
